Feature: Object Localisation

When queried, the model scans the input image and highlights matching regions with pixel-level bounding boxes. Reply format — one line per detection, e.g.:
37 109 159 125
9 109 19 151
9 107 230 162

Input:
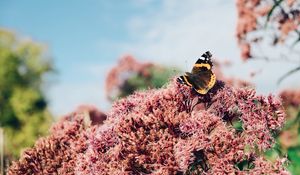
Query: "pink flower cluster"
9 79 289 174
8 106 106 174
236 0 300 60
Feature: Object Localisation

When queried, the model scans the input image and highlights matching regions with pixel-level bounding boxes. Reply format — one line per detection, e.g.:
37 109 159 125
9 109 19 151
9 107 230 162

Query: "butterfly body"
177 51 216 95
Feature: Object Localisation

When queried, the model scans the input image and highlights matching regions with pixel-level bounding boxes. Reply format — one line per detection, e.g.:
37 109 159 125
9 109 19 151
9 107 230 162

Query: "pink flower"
8 79 289 174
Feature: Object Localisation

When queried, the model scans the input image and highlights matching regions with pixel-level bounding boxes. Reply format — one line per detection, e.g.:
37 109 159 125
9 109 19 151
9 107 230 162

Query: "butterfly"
177 51 216 95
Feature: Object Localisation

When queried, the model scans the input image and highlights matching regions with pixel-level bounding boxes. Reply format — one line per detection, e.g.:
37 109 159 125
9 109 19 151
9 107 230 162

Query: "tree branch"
277 65 300 85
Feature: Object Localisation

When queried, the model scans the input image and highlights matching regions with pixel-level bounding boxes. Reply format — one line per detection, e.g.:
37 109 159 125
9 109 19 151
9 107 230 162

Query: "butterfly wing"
191 63 211 74
177 75 193 87
191 52 213 74
177 51 216 95
187 70 216 94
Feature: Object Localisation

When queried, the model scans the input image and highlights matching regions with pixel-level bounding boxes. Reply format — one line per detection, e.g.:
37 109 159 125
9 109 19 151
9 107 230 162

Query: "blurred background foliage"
105 55 180 101
119 66 179 98
265 94 300 175
0 28 53 160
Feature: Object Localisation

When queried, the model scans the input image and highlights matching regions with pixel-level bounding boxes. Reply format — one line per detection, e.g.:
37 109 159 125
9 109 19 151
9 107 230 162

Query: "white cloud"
124 0 239 67
48 83 110 117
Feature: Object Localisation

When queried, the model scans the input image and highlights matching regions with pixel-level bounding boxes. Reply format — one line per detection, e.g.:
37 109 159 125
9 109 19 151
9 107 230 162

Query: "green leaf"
287 147 300 174
235 158 255 171
233 120 244 133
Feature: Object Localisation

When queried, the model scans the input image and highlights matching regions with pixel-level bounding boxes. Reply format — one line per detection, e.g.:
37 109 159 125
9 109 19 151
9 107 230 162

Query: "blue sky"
0 0 163 115
1 0 299 116
0 0 158 70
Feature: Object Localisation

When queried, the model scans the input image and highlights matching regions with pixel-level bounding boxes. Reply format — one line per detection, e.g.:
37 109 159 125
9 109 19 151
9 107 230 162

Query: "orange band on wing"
183 75 193 87
196 89 208 95
207 73 216 88
194 63 211 70
195 73 216 95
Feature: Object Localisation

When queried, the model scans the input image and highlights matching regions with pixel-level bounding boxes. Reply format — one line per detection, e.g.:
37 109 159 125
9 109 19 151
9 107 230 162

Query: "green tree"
105 55 181 101
119 66 180 98
0 28 53 160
